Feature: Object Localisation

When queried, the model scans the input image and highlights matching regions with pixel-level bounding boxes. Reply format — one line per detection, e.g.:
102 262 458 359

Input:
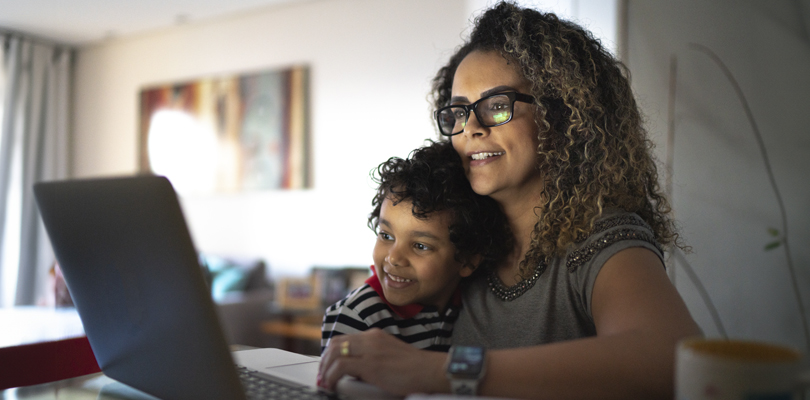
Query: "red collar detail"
365 265 461 319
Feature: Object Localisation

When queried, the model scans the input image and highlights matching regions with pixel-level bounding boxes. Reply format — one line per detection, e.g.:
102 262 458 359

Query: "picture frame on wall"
139 65 310 194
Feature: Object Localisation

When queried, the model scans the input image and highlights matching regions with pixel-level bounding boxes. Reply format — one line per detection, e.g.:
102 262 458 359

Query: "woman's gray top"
452 211 664 348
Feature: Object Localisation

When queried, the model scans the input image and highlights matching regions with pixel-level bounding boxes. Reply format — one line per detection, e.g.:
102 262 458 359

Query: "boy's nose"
385 254 400 267
385 244 405 267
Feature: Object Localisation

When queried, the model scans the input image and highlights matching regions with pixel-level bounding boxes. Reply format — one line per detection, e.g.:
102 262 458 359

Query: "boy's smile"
372 196 475 311
382 268 413 285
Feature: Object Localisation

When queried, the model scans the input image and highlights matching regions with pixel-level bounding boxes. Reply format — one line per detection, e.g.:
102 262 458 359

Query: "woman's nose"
463 109 488 137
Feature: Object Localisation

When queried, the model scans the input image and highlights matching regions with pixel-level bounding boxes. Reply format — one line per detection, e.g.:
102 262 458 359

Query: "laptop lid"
34 175 246 400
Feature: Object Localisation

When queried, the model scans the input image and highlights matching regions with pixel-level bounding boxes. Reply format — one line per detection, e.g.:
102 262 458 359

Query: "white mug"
676 338 809 400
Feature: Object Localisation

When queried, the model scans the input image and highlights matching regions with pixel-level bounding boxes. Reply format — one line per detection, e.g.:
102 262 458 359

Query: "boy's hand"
317 328 449 396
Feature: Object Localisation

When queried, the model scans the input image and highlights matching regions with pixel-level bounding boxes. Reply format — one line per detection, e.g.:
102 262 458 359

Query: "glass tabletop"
1 373 158 400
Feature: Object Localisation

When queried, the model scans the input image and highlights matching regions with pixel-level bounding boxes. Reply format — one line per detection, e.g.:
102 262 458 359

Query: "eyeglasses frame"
433 92 536 137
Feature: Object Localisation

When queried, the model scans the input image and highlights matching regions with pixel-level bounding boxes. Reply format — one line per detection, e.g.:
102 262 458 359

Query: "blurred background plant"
666 43 809 350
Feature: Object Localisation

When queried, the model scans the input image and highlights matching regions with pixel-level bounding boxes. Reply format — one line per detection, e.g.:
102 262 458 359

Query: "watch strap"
450 378 479 396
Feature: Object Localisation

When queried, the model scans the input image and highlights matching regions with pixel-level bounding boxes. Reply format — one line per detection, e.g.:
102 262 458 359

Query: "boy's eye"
379 232 393 241
414 243 431 251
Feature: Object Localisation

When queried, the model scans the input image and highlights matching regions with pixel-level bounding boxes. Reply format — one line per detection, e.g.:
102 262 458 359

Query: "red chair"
0 335 101 390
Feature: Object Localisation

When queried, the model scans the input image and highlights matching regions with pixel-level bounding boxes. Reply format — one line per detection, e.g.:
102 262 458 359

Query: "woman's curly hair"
431 1 682 277
369 140 513 271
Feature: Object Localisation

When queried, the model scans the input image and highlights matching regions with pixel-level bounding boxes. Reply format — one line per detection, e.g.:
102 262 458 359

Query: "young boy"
320 140 511 353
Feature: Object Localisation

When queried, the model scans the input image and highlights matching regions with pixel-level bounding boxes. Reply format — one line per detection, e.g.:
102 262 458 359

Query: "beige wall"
72 0 468 276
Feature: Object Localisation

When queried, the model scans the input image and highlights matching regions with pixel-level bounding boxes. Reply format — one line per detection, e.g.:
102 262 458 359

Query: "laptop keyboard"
236 365 343 400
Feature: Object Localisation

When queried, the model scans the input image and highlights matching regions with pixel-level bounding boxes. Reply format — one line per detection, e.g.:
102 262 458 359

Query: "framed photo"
139 65 310 193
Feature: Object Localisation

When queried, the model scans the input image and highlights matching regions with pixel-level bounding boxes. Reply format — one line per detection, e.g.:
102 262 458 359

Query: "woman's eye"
489 102 509 110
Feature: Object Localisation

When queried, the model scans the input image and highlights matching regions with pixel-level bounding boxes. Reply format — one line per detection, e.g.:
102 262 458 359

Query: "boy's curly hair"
431 1 682 277
369 140 512 271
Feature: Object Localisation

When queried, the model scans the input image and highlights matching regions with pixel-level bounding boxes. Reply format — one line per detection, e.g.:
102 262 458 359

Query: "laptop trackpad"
233 348 319 387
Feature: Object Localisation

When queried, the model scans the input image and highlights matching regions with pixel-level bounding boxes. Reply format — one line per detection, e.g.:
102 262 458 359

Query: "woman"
319 2 701 399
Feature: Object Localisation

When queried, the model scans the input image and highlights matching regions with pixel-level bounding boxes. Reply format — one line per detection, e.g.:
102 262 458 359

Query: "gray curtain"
0 34 71 306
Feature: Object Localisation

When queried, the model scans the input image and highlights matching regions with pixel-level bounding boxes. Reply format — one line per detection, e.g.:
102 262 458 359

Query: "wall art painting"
139 65 310 194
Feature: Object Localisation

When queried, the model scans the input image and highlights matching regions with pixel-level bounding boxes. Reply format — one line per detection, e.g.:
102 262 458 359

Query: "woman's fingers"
318 329 377 390
317 329 448 395
320 349 360 389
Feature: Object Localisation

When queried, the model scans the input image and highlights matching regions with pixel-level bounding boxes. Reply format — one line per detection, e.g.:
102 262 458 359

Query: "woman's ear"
459 254 483 278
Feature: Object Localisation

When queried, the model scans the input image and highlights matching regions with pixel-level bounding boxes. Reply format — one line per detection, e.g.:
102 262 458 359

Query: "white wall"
627 0 810 351
466 0 618 54
72 0 468 277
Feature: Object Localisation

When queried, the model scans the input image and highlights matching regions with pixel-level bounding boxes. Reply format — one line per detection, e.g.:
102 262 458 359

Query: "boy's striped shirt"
320 270 459 355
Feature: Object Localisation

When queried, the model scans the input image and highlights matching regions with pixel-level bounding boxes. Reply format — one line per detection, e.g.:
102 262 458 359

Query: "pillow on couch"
199 254 272 302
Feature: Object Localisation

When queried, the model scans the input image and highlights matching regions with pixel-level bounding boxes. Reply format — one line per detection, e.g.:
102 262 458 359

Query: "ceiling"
4 0 810 48
0 0 309 46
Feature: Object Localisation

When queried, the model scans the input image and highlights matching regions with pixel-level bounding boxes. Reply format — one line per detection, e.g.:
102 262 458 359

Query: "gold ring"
340 340 350 357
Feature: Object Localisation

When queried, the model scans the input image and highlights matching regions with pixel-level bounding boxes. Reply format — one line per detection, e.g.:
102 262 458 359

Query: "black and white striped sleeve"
320 284 378 354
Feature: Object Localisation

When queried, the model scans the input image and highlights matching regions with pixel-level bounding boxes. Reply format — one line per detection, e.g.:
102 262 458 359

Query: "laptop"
33 175 393 400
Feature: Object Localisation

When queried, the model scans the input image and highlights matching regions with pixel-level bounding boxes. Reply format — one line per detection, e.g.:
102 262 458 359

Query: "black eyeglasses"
434 92 535 136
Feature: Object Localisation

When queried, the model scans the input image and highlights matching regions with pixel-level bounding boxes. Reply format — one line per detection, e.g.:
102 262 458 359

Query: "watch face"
448 346 485 376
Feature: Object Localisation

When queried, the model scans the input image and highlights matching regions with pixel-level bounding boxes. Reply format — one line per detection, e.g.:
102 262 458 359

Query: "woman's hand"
318 328 449 396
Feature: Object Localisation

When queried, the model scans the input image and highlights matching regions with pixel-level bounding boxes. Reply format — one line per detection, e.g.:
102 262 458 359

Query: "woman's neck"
494 190 544 285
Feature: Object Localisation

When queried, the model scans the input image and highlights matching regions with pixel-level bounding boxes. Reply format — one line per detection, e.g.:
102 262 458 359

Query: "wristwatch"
445 346 487 396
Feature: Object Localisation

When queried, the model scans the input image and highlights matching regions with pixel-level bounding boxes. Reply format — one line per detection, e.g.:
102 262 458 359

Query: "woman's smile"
470 151 505 161
468 150 505 167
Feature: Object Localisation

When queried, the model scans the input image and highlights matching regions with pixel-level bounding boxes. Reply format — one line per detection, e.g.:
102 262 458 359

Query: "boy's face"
372 196 475 311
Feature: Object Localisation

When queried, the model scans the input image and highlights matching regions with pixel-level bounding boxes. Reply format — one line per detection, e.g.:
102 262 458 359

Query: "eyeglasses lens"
437 94 513 136
437 108 463 136
481 94 512 125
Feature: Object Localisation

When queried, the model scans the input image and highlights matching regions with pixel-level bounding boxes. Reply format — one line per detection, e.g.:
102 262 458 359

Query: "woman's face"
449 50 544 205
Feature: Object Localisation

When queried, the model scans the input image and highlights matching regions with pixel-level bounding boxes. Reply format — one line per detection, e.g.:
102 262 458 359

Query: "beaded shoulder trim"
486 214 661 301
567 215 663 272
575 214 649 243
487 258 547 302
